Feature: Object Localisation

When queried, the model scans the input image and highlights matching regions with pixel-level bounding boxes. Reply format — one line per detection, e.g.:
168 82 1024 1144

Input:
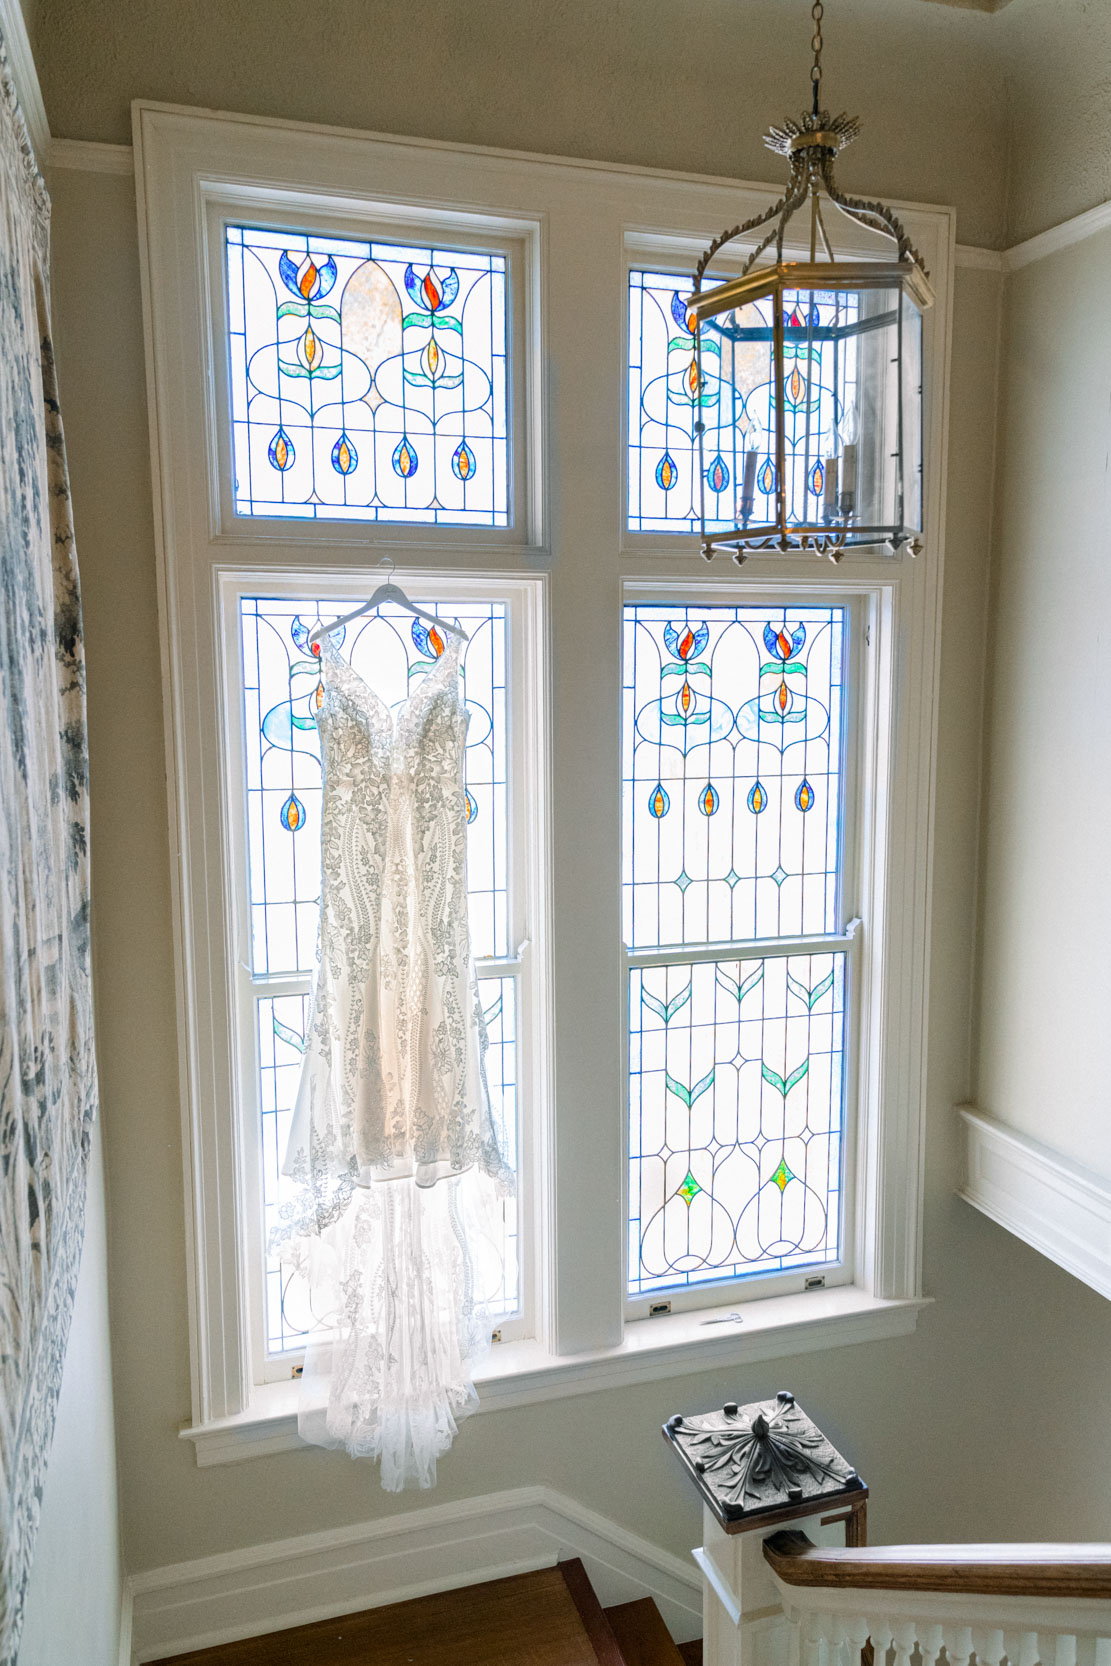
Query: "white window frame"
134 101 953 1465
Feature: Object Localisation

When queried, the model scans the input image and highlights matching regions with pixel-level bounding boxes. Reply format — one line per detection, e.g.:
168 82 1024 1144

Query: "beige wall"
19 1124 123 1666
37 0 1111 1597
975 239 1111 1178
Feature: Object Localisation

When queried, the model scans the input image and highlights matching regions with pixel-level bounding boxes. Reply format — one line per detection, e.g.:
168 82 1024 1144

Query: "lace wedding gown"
272 633 511 1490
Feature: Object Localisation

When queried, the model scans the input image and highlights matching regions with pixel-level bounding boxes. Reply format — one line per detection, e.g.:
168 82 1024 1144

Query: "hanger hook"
378 554 396 575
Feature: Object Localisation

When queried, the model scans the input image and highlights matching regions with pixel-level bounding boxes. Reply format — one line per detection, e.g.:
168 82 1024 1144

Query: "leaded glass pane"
628 953 844 1295
259 980 519 1354
240 595 517 1355
623 603 845 947
241 596 508 972
627 270 860 536
227 226 508 526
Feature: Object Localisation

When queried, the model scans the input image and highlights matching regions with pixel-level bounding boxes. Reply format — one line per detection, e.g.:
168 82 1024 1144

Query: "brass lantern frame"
687 7 935 564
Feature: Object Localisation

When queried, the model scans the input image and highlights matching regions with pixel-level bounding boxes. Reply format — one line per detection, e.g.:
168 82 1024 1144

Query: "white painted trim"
959 1107 1111 1302
125 1484 702 1663
48 137 134 175
1003 198 1111 271
0 0 48 163
181 1289 927 1466
954 243 1004 272
118 1581 134 1666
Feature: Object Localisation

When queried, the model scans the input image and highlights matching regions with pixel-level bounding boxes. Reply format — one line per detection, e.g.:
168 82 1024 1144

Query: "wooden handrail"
764 1531 1111 1600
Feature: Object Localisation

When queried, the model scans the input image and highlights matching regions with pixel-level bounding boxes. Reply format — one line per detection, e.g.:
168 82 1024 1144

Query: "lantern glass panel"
703 277 922 547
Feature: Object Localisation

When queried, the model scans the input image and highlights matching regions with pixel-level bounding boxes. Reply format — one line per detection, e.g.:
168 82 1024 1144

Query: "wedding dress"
272 632 511 1490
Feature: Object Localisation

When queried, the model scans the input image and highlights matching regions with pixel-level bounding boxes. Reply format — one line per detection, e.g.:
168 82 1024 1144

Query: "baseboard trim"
127 1484 702 1663
958 1106 1111 1302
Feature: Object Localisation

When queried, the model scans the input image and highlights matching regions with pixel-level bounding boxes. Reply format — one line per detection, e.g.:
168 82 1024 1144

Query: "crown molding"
959 1107 1111 1304
0 0 48 162
1003 198 1111 272
47 137 134 174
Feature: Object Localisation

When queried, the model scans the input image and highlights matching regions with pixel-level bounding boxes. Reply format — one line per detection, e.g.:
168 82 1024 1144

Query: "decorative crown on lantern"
688 0 933 564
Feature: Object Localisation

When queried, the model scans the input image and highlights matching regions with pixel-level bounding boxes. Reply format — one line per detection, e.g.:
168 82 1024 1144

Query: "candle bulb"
739 445 758 523
823 455 838 522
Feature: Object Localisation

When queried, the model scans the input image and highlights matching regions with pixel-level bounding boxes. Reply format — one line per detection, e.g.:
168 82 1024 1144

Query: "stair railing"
765 1531 1111 1666
663 1394 1111 1666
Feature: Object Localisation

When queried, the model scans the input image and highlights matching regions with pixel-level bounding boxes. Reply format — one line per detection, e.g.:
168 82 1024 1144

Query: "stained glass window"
227 226 508 526
623 604 844 947
240 595 516 1353
623 601 849 1297
628 954 844 1294
628 269 859 536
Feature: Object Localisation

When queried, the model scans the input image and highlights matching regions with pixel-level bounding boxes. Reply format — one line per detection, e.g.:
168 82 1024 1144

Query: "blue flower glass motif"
411 617 446 659
392 435 418 479
268 427 294 472
404 264 460 314
764 622 807 661
331 433 358 476
278 250 337 301
452 440 476 482
809 460 824 498
795 779 816 813
663 621 709 662
705 454 730 494
671 292 694 334
698 783 719 817
757 458 776 496
747 780 768 814
648 782 670 819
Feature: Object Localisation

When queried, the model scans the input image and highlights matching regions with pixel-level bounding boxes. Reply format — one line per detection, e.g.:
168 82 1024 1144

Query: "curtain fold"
0 30 98 1666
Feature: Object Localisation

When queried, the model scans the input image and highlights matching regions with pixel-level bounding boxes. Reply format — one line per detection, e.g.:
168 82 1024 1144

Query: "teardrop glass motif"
452 440 476 482
706 453 730 494
648 782 670 819
758 458 776 496
280 793 306 832
464 789 478 825
331 433 358 475
794 779 815 813
699 783 719 817
268 427 294 472
747 780 767 815
655 452 677 491
809 460 824 497
392 435 418 479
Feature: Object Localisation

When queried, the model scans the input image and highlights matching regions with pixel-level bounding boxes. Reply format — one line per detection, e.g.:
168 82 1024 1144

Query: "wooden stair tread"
604 1598 686 1666
155 1560 620 1666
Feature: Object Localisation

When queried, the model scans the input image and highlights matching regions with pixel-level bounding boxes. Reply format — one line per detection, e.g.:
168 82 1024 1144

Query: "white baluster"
944 1621 974 1666
1054 1635 1078 1666
893 1618 917 1666
975 1626 1007 1666
1093 1638 1111 1666
918 1619 944 1666
869 1614 896 1666
1017 1629 1041 1666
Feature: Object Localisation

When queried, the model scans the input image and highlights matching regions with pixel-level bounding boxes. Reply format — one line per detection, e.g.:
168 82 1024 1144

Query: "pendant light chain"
811 0 825 114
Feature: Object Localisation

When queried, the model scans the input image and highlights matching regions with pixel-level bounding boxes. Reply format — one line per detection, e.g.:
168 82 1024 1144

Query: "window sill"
180 1286 928 1467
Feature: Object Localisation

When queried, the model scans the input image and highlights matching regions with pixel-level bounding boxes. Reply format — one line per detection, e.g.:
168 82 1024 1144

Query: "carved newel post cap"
661 1392 866 1534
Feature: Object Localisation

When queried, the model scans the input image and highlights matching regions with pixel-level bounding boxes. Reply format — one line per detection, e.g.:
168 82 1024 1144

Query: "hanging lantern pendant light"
689 0 933 564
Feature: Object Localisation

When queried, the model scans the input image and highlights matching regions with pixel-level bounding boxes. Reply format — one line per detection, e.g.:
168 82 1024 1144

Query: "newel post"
663 1392 867 1666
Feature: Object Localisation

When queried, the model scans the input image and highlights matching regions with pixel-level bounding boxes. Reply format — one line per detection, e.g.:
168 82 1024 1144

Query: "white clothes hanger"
307 557 469 649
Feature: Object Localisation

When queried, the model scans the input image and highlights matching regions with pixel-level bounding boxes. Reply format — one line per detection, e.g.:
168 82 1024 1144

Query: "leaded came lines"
622 602 848 1297
227 226 508 526
623 604 844 947
629 955 844 1294
240 596 517 1353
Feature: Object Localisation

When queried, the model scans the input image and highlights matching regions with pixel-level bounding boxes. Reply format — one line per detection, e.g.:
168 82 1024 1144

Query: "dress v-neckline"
321 634 462 738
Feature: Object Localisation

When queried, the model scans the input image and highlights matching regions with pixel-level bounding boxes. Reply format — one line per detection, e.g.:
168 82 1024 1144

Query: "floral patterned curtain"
0 31 98 1666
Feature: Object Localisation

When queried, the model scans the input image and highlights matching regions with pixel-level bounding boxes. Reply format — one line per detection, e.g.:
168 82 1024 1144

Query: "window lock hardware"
804 1275 826 1291
648 1300 672 1317
491 1328 502 1343
291 1364 303 1379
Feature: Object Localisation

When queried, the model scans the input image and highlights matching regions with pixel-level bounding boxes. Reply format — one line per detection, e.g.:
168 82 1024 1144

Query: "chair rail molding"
123 1485 701 1664
958 1107 1111 1302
